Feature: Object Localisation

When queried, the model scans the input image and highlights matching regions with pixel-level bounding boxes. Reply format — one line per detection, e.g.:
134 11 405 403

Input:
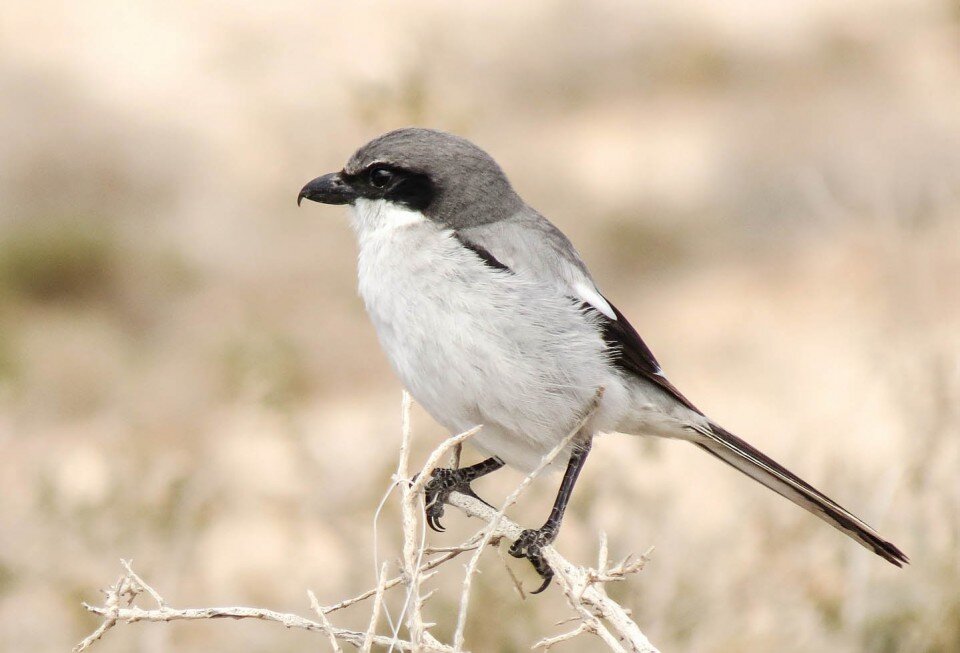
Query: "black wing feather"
453 234 513 273
594 299 701 413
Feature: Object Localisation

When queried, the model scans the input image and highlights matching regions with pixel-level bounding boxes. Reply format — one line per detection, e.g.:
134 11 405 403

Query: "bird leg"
509 437 593 594
424 457 504 532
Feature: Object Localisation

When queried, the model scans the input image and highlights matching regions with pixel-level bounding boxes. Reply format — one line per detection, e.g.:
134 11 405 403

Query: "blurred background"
1 1 958 651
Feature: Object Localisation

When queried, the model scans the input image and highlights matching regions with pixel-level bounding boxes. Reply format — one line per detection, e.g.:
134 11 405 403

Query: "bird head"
298 128 523 229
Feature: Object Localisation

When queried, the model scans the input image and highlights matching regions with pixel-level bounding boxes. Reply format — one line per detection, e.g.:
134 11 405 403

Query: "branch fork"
75 393 659 652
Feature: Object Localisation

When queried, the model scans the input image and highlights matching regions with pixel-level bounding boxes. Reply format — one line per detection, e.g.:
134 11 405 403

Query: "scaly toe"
509 528 556 593
423 468 494 533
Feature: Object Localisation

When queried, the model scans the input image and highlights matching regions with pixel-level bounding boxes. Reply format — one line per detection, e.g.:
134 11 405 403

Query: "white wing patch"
573 281 616 320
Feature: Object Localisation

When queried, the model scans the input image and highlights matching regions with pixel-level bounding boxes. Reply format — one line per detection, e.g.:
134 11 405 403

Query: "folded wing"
455 208 698 412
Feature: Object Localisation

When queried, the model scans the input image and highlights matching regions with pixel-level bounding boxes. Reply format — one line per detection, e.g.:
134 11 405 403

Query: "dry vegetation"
72 394 658 653
1 1 958 651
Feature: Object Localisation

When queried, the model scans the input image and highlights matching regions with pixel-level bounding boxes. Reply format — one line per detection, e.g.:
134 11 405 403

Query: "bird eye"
369 167 394 188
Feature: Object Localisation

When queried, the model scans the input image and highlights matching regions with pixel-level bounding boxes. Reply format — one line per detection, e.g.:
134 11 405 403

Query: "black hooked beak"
297 172 357 206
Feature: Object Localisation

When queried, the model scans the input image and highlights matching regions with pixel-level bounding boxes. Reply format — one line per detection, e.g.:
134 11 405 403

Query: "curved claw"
425 486 447 532
530 572 554 594
426 512 445 533
509 527 556 594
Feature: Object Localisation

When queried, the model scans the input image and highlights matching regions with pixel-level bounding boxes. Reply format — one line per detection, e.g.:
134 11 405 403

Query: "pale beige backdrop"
1 1 958 651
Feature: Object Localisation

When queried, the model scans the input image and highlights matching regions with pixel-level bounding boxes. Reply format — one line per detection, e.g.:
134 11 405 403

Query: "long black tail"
694 423 908 566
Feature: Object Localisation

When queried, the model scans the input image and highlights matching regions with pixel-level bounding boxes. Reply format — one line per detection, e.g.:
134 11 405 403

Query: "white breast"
348 199 631 471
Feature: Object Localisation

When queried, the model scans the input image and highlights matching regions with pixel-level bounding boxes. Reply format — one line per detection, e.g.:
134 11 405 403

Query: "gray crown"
347 128 524 228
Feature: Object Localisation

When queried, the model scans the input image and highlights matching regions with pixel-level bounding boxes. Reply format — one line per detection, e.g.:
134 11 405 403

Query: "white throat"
349 198 427 238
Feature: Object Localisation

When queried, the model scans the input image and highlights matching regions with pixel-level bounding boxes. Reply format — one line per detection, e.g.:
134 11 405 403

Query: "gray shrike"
298 127 907 592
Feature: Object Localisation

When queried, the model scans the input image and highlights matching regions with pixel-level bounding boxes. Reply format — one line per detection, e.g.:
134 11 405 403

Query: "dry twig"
75 560 449 653
361 562 391 653
75 393 658 653
307 589 343 653
447 491 658 653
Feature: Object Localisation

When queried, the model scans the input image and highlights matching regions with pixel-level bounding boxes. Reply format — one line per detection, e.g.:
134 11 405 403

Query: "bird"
298 127 908 593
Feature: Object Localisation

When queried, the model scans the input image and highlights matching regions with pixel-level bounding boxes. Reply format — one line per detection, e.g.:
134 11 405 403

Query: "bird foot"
423 468 492 533
508 525 558 594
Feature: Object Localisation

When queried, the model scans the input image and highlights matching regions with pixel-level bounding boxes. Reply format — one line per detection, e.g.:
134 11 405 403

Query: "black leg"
509 437 593 593
424 457 504 532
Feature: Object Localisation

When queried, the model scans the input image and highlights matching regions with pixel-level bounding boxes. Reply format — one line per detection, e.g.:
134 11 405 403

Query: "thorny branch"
75 393 659 652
